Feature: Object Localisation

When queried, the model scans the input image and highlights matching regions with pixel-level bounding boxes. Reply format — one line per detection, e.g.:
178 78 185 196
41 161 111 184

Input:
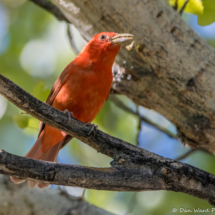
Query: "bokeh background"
0 0 215 214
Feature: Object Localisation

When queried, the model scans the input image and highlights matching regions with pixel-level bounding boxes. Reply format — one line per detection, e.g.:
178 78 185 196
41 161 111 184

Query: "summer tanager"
10 32 133 188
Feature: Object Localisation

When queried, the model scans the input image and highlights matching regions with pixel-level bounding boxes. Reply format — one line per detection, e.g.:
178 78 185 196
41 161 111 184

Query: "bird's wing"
38 69 69 137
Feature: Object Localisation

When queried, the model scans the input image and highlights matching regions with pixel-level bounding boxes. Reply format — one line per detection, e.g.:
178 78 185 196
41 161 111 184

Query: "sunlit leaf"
32 81 50 102
13 114 29 129
28 117 40 129
24 117 40 134
198 0 215 26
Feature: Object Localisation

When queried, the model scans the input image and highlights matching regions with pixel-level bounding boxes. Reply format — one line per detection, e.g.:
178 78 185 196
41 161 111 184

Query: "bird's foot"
86 122 98 136
28 180 49 189
64 109 74 121
10 176 26 184
10 176 49 189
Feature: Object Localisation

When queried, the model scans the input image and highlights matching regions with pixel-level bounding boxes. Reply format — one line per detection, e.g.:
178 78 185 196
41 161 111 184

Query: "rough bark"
51 0 215 154
1 75 215 206
0 175 113 215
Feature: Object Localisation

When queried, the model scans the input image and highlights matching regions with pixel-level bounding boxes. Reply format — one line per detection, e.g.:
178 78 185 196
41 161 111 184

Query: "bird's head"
91 32 133 48
80 32 133 66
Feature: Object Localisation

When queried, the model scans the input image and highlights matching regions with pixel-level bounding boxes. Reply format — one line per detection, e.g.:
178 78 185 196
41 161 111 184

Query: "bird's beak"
110 33 134 45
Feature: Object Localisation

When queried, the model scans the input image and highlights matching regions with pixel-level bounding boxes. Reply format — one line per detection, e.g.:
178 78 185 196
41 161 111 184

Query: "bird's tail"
10 129 65 189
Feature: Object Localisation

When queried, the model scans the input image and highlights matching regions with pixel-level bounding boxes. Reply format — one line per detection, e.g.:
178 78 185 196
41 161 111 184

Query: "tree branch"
0 150 166 191
67 24 80 54
176 149 197 161
176 148 213 161
179 0 189 15
0 175 113 215
1 75 215 206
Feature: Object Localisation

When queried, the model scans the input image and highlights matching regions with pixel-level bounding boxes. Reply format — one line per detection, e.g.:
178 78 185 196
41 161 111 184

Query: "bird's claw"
64 109 74 121
86 122 98 136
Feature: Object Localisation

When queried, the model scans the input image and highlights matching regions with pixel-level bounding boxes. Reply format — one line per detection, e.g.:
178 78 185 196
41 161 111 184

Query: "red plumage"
11 32 133 188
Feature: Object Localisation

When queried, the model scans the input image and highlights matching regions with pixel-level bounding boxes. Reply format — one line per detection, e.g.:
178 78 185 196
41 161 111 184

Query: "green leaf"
198 0 215 26
169 0 203 15
32 81 50 102
13 114 29 129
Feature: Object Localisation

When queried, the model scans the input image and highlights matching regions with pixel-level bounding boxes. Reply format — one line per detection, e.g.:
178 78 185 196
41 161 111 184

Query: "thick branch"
0 150 165 191
0 175 113 215
51 0 215 154
1 75 215 206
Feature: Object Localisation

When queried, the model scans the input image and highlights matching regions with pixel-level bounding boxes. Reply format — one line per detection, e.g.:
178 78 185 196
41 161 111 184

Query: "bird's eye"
100 34 106 40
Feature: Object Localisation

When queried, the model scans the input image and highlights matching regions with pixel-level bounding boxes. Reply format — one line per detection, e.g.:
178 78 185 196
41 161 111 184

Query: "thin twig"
176 149 196 161
126 193 137 215
29 0 70 23
78 188 86 201
136 105 141 146
67 25 80 55
20 112 28 114
179 0 189 15
173 0 178 10
109 95 177 138
176 148 213 161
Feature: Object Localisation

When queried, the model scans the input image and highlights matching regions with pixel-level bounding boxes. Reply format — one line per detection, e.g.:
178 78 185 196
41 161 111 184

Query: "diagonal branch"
1 74 215 206
67 24 80 54
176 148 212 161
179 0 189 15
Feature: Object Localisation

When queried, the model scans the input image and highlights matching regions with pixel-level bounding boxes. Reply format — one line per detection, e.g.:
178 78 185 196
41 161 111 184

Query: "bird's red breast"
41 32 121 152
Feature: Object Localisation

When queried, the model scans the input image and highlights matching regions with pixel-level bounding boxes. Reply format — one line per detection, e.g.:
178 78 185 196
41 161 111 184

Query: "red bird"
10 32 133 188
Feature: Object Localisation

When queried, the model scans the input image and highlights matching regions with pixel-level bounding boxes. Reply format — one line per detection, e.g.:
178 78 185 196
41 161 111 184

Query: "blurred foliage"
13 114 29 129
1 0 215 215
166 0 215 26
198 0 215 26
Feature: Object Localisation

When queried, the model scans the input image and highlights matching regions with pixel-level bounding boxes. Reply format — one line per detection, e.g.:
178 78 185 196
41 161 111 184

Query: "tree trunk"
54 0 215 153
